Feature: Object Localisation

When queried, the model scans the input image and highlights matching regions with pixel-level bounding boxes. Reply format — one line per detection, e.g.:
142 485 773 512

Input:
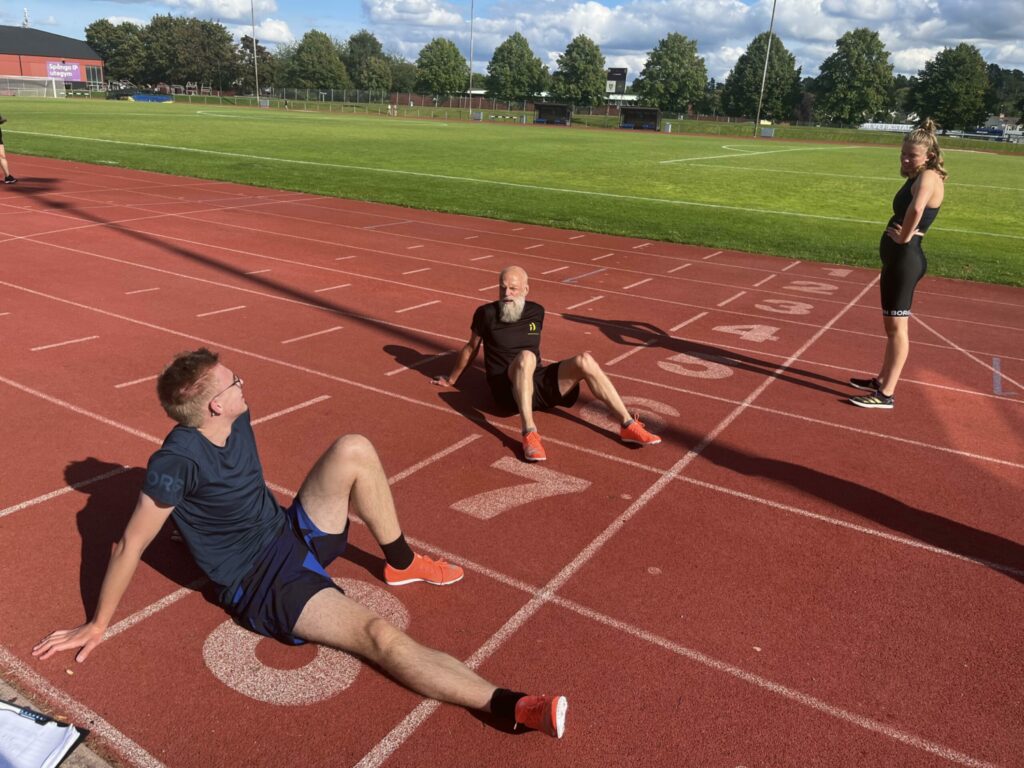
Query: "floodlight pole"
753 0 778 137
250 0 260 102
468 0 475 107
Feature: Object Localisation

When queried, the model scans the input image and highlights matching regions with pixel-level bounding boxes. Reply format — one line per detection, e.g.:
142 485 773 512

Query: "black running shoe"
3 176 16 185
849 390 894 409
849 376 881 391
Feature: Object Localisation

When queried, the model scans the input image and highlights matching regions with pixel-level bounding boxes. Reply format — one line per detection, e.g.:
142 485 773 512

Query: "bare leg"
292 588 496 709
0 146 10 178
877 316 909 396
297 434 400 545
508 350 538 433
558 352 631 424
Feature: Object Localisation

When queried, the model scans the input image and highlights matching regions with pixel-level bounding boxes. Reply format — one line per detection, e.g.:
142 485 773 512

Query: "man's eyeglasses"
210 374 243 403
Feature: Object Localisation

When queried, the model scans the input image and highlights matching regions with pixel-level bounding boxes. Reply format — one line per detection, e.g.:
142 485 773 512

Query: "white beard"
499 296 526 323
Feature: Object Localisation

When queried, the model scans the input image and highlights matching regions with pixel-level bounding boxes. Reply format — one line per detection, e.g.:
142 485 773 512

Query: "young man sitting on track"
433 264 662 462
34 348 568 739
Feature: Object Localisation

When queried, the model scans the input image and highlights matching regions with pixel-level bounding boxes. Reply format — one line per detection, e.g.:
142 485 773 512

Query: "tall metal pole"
467 0 475 107
753 0 778 136
250 0 260 102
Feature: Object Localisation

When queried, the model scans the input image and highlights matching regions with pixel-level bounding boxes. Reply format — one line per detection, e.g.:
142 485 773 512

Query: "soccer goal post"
0 75 66 98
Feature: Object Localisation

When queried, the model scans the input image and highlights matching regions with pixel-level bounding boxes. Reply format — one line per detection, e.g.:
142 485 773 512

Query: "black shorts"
487 360 581 413
227 499 348 644
879 234 927 317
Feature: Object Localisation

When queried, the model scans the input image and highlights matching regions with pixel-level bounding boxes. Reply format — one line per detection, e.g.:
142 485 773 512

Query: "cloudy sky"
4 0 1023 81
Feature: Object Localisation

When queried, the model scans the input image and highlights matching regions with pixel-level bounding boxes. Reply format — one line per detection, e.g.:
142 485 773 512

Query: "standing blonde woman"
850 118 946 409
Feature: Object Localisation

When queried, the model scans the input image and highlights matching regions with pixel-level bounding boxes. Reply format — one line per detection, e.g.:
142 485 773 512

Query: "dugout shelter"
534 103 572 126
619 106 660 131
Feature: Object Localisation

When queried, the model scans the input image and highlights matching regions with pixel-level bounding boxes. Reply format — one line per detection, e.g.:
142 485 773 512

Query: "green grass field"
4 99 1022 286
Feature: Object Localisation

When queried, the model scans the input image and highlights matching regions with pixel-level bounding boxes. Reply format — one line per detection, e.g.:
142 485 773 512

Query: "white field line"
542 266 568 274
114 374 158 389
21 130 1022 238
660 147 825 164
523 243 543 250
0 463 133 520
717 291 746 307
703 251 722 260
384 351 453 376
469 254 492 261
280 326 343 344
569 234 586 240
565 296 603 310
463 235 478 240
313 283 351 293
671 312 708 332
195 305 245 317
250 396 331 425
914 315 1024 391
623 278 652 290
395 300 441 314
0 646 168 768
668 263 692 273
401 267 430 275
124 287 160 295
606 341 655 366
30 335 99 352
782 261 801 272
244 269 271 275
754 274 776 288
592 253 613 261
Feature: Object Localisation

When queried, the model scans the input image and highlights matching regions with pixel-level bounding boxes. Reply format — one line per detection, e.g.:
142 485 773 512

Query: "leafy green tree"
415 38 468 95
815 28 893 124
387 55 418 92
356 56 392 92
140 16 236 86
721 31 801 120
909 44 989 130
237 35 275 94
282 29 352 90
485 32 548 102
632 33 707 114
550 35 607 106
885 73 914 120
86 19 145 83
342 30 385 88
984 64 1024 115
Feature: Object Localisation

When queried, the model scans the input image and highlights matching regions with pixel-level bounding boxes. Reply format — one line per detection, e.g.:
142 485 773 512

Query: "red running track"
1 156 1022 767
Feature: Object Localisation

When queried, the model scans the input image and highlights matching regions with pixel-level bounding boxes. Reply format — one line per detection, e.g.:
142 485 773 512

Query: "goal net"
0 75 66 98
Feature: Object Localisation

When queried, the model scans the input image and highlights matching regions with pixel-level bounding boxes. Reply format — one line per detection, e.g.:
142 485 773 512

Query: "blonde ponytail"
905 118 948 179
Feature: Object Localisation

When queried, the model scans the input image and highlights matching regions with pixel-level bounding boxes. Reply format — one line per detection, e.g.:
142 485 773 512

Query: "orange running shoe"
620 415 661 446
514 694 568 738
522 431 547 461
384 553 464 586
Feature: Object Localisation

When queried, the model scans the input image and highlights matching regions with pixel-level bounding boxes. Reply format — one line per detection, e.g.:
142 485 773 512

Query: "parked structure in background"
0 25 104 92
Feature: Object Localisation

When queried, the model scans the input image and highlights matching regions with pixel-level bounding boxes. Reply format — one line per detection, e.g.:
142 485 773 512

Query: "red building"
0 25 104 89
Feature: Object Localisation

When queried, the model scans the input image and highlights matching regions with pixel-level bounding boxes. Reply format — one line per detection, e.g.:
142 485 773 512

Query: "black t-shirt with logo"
471 300 544 379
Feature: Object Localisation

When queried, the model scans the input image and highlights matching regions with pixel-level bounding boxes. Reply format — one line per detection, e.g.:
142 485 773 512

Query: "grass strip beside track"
3 99 1022 286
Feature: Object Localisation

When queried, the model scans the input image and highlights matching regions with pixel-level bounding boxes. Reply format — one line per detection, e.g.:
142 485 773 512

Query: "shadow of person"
437 389 521 455
561 313 850 396
64 457 204 617
654 426 1024 586
383 344 452 381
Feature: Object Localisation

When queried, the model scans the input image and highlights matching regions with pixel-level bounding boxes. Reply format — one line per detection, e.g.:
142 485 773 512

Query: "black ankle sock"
489 688 526 721
381 533 414 570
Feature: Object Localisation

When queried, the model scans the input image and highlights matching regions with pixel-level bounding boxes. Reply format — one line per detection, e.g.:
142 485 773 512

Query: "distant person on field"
848 119 946 410
434 265 662 461
0 115 16 184
34 348 568 739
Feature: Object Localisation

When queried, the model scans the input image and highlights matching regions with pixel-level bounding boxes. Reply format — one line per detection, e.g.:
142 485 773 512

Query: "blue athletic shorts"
227 499 348 644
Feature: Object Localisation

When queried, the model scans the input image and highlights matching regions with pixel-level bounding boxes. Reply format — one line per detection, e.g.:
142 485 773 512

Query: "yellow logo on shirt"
528 322 538 333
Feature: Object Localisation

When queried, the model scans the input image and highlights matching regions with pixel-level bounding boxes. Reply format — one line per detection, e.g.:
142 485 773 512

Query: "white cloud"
227 18 294 44
164 0 278 23
364 0 464 27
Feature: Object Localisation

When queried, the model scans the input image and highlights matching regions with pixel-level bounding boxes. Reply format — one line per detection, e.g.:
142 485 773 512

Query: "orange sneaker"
384 553 464 586
514 694 568 738
620 415 661 446
523 431 547 461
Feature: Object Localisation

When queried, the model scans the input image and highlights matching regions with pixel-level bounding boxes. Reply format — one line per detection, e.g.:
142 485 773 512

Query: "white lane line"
915 315 1024 391
196 305 245 317
0 312 9 316
478 284 497 291
717 291 746 308
569 234 585 240
463 235 478 240
244 268 271 275
402 267 430 276
251 396 331 425
0 464 133 520
362 220 411 229
660 146 823 164
511 227 524 231
565 296 604 310
623 278 652 290
563 267 606 284
30 335 99 352
114 374 158 389
387 434 481 484
104 584 205 640
384 351 453 376
606 341 655 367
754 274 776 288
406 245 423 250
335 255 356 261
469 254 493 261
0 646 168 768
314 283 351 293
125 287 160 295
668 263 692 273
703 251 722 260
671 311 708 332
280 326 343 344
632 242 651 249
782 260 801 272
542 266 568 275
395 300 441 314
523 244 543 250
592 253 613 261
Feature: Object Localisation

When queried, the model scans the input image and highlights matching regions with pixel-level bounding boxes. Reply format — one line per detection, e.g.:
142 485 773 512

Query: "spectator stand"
619 106 661 131
534 103 572 126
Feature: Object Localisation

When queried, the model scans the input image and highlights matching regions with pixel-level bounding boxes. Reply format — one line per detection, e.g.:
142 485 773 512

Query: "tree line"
86 17 1024 131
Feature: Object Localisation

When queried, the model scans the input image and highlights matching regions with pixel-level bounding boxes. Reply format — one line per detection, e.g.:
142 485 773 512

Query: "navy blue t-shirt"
143 411 285 605
471 300 544 379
